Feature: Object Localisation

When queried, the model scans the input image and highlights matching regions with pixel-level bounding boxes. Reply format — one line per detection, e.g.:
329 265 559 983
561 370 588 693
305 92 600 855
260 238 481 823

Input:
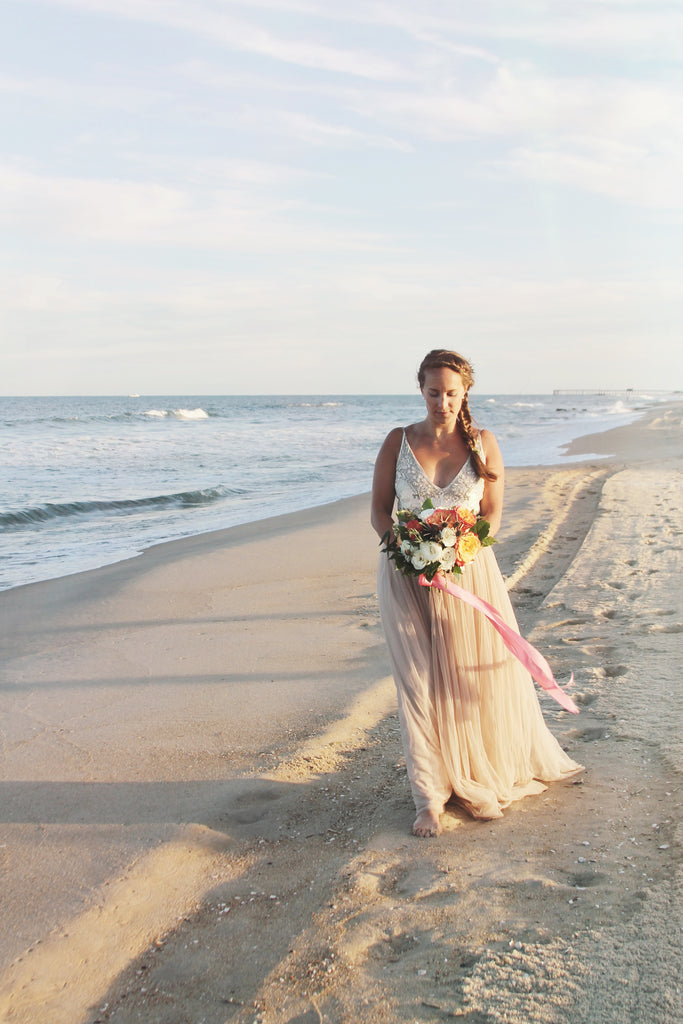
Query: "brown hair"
417 349 497 482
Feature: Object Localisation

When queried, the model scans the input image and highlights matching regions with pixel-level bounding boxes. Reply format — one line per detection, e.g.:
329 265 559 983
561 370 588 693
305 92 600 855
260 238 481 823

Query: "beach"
0 405 681 1023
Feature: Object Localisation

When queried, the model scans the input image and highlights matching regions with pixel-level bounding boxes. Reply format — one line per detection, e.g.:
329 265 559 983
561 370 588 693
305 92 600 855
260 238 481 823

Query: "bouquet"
381 500 579 714
383 499 495 582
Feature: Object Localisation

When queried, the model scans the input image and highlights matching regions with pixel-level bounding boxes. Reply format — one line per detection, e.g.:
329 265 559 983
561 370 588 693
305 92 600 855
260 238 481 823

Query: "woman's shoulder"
478 427 499 449
391 421 430 451
376 426 405 465
478 429 504 468
381 425 406 449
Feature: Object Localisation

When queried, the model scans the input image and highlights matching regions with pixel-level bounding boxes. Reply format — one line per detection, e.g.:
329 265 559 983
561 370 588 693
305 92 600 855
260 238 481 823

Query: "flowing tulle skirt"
377 547 583 820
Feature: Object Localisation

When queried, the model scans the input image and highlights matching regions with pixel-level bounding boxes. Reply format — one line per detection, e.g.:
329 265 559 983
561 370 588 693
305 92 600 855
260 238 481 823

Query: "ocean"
0 392 667 591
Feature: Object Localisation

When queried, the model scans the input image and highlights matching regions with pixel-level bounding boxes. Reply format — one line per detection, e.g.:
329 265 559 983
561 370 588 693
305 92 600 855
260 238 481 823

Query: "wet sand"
0 404 681 1023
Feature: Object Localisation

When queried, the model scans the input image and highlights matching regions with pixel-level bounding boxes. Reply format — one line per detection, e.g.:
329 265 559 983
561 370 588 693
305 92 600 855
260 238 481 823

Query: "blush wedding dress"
377 431 583 821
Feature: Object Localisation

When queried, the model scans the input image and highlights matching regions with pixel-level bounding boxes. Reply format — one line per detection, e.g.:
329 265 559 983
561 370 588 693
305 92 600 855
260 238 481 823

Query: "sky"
1 0 682 395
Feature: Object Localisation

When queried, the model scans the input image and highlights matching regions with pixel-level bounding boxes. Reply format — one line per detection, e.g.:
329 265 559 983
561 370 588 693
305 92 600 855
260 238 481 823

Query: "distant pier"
552 388 675 396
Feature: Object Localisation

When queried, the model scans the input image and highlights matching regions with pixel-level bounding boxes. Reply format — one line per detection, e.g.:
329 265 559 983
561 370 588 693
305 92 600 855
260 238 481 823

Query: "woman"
372 349 582 837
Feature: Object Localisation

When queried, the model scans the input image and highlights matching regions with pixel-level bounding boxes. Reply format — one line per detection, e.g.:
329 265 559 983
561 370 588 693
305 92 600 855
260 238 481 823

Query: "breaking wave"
1 485 243 530
143 408 209 420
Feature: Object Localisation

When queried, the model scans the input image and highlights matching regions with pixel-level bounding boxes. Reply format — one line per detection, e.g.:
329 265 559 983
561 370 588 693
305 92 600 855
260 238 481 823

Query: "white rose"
440 547 457 571
420 540 442 563
411 550 428 570
400 539 413 557
440 526 457 547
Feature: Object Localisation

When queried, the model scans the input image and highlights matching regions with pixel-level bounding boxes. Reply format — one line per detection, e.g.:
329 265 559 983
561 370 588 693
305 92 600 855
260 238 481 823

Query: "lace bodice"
395 430 485 513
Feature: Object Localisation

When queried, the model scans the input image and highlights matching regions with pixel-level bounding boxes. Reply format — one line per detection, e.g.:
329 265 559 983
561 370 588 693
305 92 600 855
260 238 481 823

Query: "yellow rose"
455 506 477 528
455 532 481 566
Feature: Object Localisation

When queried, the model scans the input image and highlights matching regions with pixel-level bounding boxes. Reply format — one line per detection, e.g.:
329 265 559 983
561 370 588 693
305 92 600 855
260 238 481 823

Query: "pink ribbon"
419 572 579 714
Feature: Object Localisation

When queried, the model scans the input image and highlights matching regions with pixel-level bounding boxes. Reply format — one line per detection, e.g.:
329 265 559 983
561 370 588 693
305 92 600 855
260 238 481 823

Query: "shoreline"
2 394 674 597
562 400 683 460
4 400 680 599
0 404 681 1023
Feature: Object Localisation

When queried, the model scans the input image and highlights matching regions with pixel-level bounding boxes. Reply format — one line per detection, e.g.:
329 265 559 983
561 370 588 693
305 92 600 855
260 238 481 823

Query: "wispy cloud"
241 109 412 152
36 0 409 80
341 67 683 209
322 0 683 58
0 165 391 252
12 1 682 210
3 0 682 391
505 137 683 211
29 0 683 64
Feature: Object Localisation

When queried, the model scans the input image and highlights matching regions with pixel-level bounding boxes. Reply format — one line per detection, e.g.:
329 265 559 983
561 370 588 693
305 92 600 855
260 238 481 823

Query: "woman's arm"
478 429 505 536
371 428 402 540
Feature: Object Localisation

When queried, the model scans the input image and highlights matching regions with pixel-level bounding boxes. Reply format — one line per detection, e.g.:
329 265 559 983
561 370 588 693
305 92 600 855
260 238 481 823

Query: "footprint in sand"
350 870 384 898
567 870 609 889
603 665 628 678
368 931 421 964
570 726 609 742
286 1011 322 1024
394 863 445 900
223 781 285 825
583 644 615 658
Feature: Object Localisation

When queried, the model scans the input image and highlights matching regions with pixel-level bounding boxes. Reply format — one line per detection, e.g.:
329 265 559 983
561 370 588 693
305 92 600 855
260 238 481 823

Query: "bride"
371 349 582 837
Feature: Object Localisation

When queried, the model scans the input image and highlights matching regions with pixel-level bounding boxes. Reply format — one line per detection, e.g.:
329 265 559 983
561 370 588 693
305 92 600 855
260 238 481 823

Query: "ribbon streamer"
419 572 579 714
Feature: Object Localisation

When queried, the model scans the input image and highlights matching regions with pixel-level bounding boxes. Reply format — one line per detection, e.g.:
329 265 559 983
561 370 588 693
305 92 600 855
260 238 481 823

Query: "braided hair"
417 349 497 482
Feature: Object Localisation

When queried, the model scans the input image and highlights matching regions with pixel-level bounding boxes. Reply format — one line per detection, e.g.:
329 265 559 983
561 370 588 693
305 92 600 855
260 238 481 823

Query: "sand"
0 404 681 1024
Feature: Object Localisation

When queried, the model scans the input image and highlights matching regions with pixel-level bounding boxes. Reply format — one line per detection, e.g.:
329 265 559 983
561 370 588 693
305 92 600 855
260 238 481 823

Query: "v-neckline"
403 432 471 491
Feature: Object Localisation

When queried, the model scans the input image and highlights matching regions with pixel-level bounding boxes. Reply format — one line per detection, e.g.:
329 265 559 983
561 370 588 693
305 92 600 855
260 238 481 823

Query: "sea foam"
174 408 209 420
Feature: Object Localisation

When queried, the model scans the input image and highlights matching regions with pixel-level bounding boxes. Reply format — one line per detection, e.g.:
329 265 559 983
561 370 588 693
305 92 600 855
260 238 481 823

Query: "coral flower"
424 508 458 528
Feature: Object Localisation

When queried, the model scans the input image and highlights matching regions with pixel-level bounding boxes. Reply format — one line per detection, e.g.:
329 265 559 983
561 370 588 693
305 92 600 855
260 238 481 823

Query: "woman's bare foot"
412 809 442 838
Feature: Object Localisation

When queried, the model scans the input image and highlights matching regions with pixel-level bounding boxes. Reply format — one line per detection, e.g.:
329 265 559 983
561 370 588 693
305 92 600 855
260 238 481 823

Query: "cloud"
341 66 683 209
3 260 680 393
166 50 683 212
3 0 681 394
0 164 390 252
11 3 682 212
241 109 412 151
4 255 679 321
30 0 683 67
35 0 409 80
0 273 108 313
332 0 683 59
505 137 683 211
0 72 71 100
0 69 173 114
349 65 678 141
476 2 683 56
